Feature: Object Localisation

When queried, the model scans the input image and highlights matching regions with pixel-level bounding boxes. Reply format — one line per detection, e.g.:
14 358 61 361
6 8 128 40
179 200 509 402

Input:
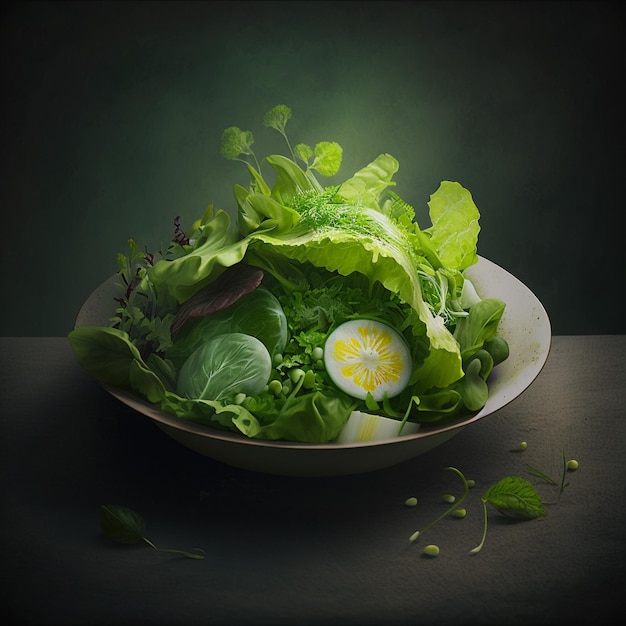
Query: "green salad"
69 104 509 443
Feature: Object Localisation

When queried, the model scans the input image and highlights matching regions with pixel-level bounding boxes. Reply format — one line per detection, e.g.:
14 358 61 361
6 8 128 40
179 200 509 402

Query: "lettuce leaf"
426 181 481 271
147 208 249 304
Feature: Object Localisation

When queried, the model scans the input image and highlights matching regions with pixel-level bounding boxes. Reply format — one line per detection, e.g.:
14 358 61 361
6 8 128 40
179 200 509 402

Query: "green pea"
272 353 284 366
233 393 246 405
404 497 418 507
442 494 456 503
452 508 467 518
312 347 324 361
268 380 283 397
467 479 476 488
423 544 440 557
567 459 579 471
517 441 528 451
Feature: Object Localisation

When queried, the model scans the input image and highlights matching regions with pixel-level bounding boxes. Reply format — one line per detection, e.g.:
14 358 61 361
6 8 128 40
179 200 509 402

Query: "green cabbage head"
176 333 272 402
167 288 287 367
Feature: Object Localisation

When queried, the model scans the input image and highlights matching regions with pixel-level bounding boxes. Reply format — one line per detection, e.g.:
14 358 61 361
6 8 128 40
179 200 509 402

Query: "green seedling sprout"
220 126 262 172
263 104 295 160
524 448 576 497
409 466 470 543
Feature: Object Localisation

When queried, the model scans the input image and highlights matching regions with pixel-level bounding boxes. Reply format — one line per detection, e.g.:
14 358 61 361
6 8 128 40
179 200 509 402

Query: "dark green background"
1 0 622 336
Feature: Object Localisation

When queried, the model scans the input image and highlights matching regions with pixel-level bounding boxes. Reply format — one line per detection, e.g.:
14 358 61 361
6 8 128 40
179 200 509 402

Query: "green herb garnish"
406 450 579 558
469 476 545 555
100 505 205 560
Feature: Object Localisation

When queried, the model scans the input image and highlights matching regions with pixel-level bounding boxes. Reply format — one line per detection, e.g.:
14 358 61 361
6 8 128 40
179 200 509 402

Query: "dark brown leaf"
170 264 264 334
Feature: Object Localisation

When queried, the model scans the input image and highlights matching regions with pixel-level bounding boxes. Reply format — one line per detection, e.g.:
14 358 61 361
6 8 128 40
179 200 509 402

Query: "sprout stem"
409 467 470 542
469 498 489 554
143 537 205 560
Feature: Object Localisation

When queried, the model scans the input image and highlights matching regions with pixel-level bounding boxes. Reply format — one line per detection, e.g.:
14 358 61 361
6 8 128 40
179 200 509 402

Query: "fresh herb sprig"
524 448 572 497
100 504 205 560
469 475 545 554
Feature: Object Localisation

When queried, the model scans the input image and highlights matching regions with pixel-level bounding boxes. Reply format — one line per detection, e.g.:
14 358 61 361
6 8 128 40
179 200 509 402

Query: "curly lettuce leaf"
426 181 481 270
336 153 399 210
247 213 463 392
147 208 249 304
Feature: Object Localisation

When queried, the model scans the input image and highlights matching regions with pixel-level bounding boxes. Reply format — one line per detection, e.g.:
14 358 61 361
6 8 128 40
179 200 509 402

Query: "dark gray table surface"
2 335 625 625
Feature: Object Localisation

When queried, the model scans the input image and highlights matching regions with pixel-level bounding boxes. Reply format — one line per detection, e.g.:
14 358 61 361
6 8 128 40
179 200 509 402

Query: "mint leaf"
100 504 205 559
482 476 546 520
101 504 146 545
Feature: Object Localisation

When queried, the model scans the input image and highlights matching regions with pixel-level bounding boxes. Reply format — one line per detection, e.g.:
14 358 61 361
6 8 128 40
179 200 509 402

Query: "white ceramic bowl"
75 256 551 477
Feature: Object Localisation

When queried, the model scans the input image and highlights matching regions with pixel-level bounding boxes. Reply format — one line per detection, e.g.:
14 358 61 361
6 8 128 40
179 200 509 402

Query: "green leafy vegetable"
482 476 546 520
170 264 264 335
168 287 288 365
101 504 146 544
176 333 272 402
426 181 480 270
310 141 343 177
100 505 205 559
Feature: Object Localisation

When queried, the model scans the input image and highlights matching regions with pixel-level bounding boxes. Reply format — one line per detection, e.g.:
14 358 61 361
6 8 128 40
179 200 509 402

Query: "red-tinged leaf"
171 264 264 334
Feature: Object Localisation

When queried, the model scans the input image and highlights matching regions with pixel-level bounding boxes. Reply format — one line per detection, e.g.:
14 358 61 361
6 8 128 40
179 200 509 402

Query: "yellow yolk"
324 319 412 401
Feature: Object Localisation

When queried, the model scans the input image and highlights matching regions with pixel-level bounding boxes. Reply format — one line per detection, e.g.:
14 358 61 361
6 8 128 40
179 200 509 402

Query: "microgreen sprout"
523 464 557 486
220 126 261 171
524 449 575 496
408 467 470 543
263 104 295 160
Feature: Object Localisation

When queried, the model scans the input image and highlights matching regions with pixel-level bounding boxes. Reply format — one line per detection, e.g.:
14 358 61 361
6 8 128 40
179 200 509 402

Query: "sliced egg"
336 411 420 443
324 319 413 401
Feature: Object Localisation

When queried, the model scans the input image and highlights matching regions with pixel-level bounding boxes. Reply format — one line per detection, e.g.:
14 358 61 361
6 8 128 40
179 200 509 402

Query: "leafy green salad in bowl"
70 105 550 474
